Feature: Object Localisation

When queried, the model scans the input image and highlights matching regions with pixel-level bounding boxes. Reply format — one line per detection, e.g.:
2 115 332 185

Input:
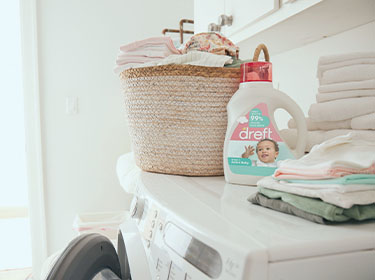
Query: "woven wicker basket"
120 64 240 176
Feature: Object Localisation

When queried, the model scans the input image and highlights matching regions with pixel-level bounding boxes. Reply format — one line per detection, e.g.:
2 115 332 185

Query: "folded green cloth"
259 187 375 222
249 192 327 224
224 57 252 68
283 174 375 185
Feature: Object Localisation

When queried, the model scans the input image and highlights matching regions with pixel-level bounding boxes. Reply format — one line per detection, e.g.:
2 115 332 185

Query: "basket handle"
253 44 270 62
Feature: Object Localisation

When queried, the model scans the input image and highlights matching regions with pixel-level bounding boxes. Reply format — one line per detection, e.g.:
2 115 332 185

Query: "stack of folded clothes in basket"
249 133 375 224
114 33 241 74
281 52 375 152
114 36 182 74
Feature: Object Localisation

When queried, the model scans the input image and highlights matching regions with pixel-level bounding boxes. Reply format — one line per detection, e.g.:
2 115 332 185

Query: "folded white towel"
318 79 375 93
258 177 375 209
116 152 142 194
117 49 167 59
351 112 375 130
278 180 375 193
320 64 375 85
288 117 351 131
316 89 375 102
317 58 375 79
156 51 233 67
289 114 375 131
281 129 375 152
308 97 375 122
115 55 163 65
114 61 160 74
318 52 375 65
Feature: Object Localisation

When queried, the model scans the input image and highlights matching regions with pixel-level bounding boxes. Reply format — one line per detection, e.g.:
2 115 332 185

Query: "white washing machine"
119 168 375 280
45 155 375 280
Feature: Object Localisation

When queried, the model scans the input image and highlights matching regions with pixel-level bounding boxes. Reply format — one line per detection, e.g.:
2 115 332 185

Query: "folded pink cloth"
274 163 375 180
119 36 181 54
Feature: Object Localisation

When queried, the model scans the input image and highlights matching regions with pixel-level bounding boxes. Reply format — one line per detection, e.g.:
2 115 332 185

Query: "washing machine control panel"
131 198 244 280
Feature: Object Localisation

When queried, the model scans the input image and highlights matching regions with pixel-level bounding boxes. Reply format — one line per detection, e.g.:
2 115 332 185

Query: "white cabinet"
224 0 279 36
194 0 375 56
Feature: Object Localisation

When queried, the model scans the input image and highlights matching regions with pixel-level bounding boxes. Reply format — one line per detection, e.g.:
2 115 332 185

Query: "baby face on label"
257 140 279 163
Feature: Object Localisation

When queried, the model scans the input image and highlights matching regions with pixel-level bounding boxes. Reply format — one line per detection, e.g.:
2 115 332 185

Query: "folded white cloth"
115 55 163 65
318 52 375 66
155 51 233 67
316 89 375 103
278 180 375 193
318 79 375 93
288 117 351 131
289 115 375 131
258 176 375 208
317 58 375 79
320 64 375 85
114 51 233 74
351 112 375 130
308 97 375 122
116 152 141 194
281 129 375 152
117 50 165 59
114 63 145 74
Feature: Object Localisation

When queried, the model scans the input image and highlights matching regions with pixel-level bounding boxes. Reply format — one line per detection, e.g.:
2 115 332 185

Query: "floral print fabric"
183 32 239 58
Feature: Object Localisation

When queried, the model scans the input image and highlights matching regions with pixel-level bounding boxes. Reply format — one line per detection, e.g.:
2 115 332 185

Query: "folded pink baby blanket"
119 36 181 54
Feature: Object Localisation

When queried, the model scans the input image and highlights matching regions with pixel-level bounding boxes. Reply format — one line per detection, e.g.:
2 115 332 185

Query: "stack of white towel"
282 52 375 151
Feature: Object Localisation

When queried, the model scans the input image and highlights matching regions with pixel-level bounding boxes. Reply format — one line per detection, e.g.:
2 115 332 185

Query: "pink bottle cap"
240 61 272 83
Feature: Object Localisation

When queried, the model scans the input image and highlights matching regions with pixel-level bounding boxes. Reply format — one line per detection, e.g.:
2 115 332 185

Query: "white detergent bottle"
224 44 307 186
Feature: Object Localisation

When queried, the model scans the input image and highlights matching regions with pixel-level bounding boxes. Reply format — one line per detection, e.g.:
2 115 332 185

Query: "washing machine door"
46 233 123 280
118 220 152 280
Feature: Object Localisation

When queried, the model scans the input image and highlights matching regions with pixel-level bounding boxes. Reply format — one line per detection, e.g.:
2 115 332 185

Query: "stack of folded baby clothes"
249 133 375 224
114 36 182 74
114 33 240 74
281 52 375 152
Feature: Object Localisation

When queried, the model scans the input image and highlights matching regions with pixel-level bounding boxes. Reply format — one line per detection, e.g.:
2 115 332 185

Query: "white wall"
239 22 375 129
35 0 193 256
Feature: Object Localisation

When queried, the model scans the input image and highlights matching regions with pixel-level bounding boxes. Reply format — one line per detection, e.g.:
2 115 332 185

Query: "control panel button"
168 262 185 280
130 196 145 220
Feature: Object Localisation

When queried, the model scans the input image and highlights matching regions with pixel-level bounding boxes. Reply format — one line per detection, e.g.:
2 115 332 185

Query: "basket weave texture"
120 64 240 176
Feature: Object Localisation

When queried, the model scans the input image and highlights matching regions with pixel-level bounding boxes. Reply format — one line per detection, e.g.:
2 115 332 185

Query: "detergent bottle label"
227 103 294 176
